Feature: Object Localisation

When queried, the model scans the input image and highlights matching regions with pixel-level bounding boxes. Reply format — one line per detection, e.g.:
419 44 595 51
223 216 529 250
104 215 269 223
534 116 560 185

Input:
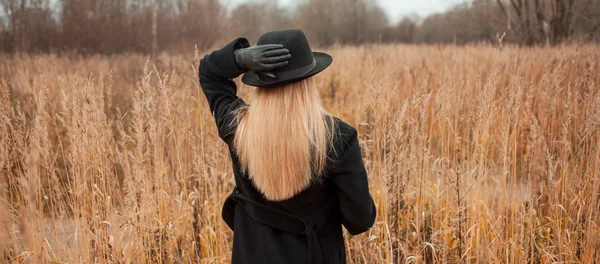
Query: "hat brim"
241 52 332 88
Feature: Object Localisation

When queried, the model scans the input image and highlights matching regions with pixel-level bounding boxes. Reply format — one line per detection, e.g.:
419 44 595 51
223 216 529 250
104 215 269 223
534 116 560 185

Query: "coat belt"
229 188 326 264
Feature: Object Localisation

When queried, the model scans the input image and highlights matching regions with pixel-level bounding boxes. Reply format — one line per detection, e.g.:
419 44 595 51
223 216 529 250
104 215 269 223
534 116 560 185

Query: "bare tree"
0 0 56 52
151 0 158 56
297 0 337 46
382 18 417 43
495 0 599 44
225 1 292 44
175 0 225 50
298 0 388 46
0 0 25 52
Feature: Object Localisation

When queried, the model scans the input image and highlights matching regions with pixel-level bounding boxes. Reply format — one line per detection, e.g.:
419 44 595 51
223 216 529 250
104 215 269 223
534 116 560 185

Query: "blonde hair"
233 78 335 201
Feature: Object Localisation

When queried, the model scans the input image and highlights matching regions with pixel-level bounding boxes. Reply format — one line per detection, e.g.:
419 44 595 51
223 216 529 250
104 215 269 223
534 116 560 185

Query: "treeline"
0 0 599 54
415 0 600 45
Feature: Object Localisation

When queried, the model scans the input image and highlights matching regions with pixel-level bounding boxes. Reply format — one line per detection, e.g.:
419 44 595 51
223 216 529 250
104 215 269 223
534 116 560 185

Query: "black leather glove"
234 44 291 75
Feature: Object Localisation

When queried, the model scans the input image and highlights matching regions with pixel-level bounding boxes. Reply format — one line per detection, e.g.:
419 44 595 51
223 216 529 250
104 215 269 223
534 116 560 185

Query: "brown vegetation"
0 42 599 263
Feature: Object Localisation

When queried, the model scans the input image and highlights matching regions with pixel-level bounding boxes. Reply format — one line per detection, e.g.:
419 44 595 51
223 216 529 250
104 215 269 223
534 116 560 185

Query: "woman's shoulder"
331 116 357 138
329 116 358 155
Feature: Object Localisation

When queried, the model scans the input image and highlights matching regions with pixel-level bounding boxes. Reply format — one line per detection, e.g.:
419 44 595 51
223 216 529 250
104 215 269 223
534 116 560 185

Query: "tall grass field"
0 44 599 263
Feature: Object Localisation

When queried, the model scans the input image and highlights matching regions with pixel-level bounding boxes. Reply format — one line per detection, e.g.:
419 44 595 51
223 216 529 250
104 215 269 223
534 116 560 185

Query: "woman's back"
225 118 374 264
199 29 376 264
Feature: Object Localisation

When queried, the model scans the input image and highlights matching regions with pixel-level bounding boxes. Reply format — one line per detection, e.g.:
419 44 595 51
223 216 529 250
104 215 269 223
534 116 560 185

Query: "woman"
199 29 376 264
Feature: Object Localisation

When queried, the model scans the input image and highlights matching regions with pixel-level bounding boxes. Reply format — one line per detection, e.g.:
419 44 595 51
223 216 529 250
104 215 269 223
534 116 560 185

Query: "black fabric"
241 29 333 87
224 186 334 264
199 37 376 264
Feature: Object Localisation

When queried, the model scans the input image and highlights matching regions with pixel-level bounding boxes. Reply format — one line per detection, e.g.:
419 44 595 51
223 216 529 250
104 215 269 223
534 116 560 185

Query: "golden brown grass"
0 43 599 263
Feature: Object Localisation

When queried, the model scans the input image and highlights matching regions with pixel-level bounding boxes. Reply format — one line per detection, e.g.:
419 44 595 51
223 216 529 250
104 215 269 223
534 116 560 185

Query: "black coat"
199 38 376 264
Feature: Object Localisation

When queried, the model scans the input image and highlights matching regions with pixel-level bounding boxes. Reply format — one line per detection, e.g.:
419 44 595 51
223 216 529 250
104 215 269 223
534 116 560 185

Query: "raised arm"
331 127 377 235
199 38 250 142
199 38 290 142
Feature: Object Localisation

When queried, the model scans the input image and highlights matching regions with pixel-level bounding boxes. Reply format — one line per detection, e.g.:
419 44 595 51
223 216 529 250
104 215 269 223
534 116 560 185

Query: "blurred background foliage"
0 0 599 53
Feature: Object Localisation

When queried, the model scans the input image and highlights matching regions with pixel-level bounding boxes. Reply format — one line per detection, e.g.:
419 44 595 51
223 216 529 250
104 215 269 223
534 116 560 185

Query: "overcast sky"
224 0 468 24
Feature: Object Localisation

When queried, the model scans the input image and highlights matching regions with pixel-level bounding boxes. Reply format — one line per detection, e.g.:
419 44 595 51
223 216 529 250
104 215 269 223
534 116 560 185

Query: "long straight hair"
233 78 335 201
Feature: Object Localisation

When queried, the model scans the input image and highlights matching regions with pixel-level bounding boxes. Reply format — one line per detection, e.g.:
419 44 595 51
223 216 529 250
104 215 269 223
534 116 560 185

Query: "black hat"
242 29 332 87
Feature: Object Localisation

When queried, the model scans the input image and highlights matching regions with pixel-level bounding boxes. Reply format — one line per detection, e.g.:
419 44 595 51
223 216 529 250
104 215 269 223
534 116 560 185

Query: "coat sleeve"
198 38 251 142
331 128 376 235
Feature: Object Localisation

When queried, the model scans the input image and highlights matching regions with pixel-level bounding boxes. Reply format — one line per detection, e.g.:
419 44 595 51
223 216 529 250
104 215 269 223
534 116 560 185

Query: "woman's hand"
234 44 291 73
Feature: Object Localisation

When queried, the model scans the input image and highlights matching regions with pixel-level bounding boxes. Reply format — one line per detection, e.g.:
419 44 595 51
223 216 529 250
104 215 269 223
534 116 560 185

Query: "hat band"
259 59 316 83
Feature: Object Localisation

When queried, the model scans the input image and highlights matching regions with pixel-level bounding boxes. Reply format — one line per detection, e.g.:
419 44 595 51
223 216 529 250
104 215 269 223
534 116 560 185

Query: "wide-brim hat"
242 29 332 87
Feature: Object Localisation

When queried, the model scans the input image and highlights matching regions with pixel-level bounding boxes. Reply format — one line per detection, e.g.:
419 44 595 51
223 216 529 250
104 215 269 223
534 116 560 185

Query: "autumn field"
0 43 599 263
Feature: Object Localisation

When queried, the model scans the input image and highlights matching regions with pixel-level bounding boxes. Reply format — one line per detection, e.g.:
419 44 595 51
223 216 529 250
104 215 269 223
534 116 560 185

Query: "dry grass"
0 43 599 263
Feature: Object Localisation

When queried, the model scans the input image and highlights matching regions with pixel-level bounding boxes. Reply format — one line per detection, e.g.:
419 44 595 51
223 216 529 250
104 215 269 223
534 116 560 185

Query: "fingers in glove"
261 54 291 64
261 61 289 71
262 48 290 57
259 44 284 51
